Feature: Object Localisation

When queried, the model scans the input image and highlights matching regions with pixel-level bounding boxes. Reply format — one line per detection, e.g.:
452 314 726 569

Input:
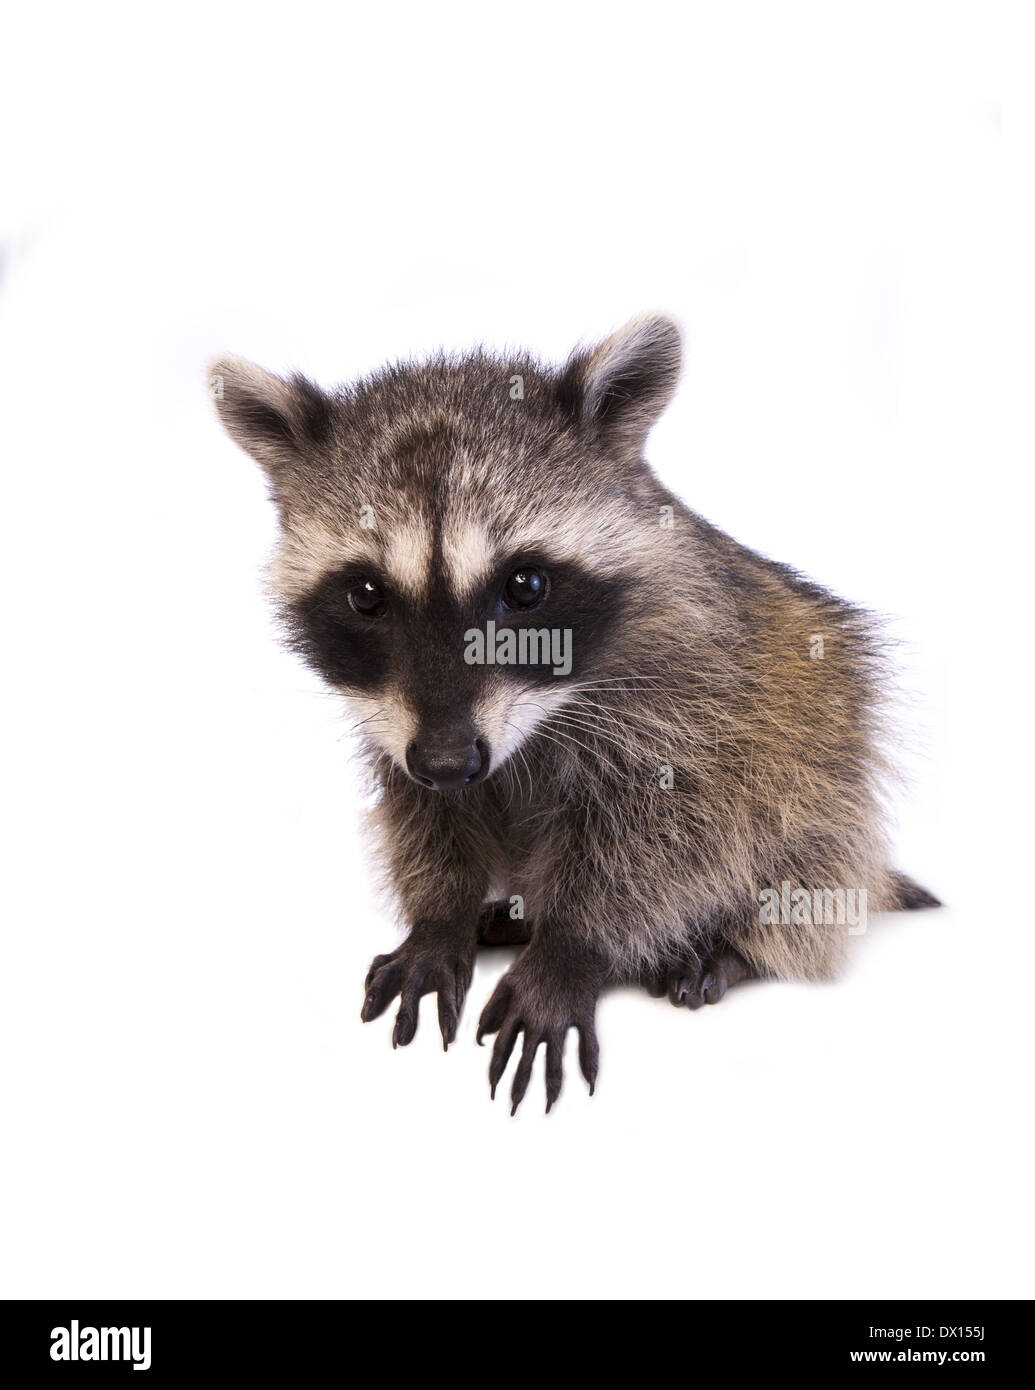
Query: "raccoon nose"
406 738 489 790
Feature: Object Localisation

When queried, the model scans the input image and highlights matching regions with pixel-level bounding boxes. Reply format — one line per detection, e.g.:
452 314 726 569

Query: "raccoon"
210 315 938 1112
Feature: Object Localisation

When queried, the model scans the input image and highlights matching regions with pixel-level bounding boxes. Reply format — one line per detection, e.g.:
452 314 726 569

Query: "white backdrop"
1 1 1031 1299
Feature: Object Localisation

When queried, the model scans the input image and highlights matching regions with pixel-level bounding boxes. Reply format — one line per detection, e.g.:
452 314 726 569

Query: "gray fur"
211 315 938 1110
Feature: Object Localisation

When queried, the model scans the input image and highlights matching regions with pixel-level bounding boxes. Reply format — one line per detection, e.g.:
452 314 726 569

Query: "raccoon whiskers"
568 675 672 685
344 707 387 736
545 701 671 768
340 722 390 746
532 721 622 777
544 710 618 739
547 715 665 770
565 676 680 696
506 691 671 779
513 740 536 803
501 720 535 803
555 698 635 740
561 695 683 750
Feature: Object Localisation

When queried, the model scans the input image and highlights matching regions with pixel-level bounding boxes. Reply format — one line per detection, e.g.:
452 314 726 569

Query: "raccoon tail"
888 870 942 911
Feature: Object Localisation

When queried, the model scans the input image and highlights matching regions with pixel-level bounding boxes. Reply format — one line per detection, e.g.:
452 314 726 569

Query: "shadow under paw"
477 900 533 947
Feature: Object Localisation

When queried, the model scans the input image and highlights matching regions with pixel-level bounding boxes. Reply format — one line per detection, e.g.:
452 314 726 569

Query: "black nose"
406 738 489 790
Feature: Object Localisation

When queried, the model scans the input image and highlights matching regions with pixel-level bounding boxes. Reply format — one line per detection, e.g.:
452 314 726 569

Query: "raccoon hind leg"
643 947 756 1010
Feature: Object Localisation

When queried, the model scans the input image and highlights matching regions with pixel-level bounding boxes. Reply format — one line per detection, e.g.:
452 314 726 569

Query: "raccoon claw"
670 969 727 1009
653 950 754 1010
361 936 474 1050
477 961 602 1113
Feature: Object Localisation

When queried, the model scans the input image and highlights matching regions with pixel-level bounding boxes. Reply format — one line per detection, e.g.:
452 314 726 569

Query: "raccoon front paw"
646 950 754 1010
475 948 604 1114
360 933 475 1051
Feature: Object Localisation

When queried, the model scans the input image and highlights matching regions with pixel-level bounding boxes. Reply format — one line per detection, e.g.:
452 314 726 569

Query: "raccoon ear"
558 313 682 455
208 355 333 479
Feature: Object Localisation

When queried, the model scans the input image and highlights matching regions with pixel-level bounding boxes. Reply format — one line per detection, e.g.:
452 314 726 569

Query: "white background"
1 2 1032 1299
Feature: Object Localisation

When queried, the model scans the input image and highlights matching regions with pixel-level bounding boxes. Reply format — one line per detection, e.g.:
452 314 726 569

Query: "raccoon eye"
503 567 548 611
348 579 387 618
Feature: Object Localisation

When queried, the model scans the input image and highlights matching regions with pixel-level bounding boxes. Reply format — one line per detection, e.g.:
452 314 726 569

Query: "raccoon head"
211 315 682 790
